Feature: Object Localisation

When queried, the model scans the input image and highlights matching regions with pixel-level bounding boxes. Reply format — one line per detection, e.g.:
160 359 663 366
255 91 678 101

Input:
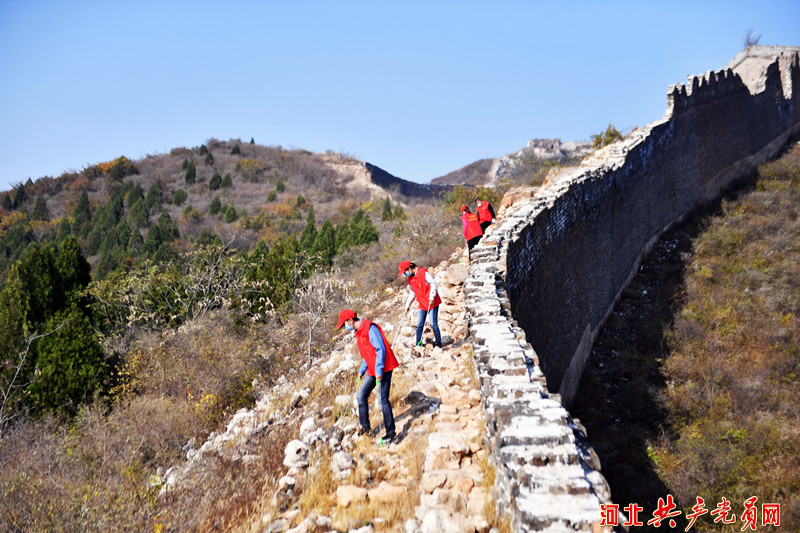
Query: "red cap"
460 205 468 212
335 309 356 329
397 260 412 277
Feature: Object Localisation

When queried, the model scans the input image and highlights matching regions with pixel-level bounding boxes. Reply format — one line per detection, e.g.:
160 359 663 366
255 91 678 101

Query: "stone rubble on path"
259 249 497 533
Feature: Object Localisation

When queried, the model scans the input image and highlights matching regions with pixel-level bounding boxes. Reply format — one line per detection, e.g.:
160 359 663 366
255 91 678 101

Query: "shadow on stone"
394 391 441 443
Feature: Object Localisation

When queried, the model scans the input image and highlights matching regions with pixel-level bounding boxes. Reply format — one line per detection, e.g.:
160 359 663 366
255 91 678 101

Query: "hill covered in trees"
0 138 464 422
0 135 511 531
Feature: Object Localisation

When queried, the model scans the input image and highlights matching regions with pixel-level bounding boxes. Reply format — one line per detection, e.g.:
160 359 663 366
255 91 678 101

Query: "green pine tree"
172 188 188 206
56 218 72 242
156 212 178 241
55 237 91 298
231 144 241 155
355 212 379 246
185 161 197 184
381 197 393 221
115 220 132 249
299 205 317 251
221 173 232 188
210 196 222 215
209 171 222 190
73 191 92 227
224 205 239 223
126 183 145 207
153 242 175 263
18 244 59 326
31 195 50 221
145 180 163 211
0 263 29 408
312 220 336 266
129 198 148 228
26 309 109 416
13 183 27 208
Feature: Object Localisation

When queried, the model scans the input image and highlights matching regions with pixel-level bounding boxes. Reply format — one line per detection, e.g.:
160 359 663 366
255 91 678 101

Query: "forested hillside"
0 138 507 531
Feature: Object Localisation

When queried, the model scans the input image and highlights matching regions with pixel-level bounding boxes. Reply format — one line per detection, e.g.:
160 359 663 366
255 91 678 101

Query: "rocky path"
163 248 498 533
284 250 495 532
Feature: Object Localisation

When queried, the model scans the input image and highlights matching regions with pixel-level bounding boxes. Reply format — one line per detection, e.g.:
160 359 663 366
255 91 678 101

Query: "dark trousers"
480 221 491 233
416 306 442 346
357 370 395 438
467 235 481 257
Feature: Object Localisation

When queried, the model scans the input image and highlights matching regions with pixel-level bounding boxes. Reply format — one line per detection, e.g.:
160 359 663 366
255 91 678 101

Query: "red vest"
355 319 399 376
462 212 483 241
407 267 441 311
477 202 493 223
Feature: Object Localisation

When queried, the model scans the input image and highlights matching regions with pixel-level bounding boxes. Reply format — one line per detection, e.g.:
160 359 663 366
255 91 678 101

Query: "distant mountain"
430 158 496 187
432 138 592 187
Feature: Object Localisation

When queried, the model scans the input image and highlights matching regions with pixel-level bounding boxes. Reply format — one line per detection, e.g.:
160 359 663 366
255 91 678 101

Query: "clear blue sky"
1 1 798 192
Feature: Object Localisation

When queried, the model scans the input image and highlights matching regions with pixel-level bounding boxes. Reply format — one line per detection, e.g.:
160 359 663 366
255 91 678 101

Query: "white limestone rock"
299 416 316 439
283 439 309 469
330 450 355 480
278 475 296 492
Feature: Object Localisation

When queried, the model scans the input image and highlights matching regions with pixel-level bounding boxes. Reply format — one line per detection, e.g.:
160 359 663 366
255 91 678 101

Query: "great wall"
465 45 800 530
160 45 799 532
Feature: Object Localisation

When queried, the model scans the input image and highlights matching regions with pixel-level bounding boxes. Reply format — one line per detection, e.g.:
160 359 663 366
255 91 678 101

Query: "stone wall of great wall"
464 46 800 531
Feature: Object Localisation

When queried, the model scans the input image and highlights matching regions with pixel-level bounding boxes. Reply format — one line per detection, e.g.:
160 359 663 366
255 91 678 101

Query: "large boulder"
445 264 468 286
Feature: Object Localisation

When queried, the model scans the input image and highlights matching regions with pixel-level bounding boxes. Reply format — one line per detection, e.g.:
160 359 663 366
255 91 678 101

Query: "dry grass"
333 428 426 531
466 343 510 533
158 422 293 533
648 143 800 528
0 398 194 532
298 451 336 517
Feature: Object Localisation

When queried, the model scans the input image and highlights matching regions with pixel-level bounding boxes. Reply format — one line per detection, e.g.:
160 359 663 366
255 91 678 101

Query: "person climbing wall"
398 260 442 348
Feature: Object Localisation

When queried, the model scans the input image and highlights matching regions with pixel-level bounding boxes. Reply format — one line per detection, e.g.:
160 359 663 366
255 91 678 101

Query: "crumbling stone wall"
364 162 452 199
465 46 800 531
510 46 800 405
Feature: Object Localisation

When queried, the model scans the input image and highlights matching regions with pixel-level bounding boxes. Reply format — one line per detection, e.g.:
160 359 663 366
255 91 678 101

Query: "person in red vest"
460 205 484 256
476 199 496 233
398 260 442 348
336 309 398 443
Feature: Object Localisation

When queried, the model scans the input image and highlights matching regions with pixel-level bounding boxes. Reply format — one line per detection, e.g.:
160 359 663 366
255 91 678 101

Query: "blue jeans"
357 370 395 438
416 306 442 346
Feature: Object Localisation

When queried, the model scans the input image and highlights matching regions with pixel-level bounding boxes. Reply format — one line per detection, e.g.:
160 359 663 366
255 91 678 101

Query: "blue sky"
1 1 798 191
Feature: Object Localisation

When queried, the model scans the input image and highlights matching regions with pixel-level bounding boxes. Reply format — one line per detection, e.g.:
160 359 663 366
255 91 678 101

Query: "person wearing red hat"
398 261 442 348
460 205 483 256
336 309 398 443
476 199 496 233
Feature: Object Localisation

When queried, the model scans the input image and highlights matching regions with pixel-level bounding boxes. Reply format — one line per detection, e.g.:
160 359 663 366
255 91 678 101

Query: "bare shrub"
121 312 268 430
0 396 196 532
158 420 293 533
